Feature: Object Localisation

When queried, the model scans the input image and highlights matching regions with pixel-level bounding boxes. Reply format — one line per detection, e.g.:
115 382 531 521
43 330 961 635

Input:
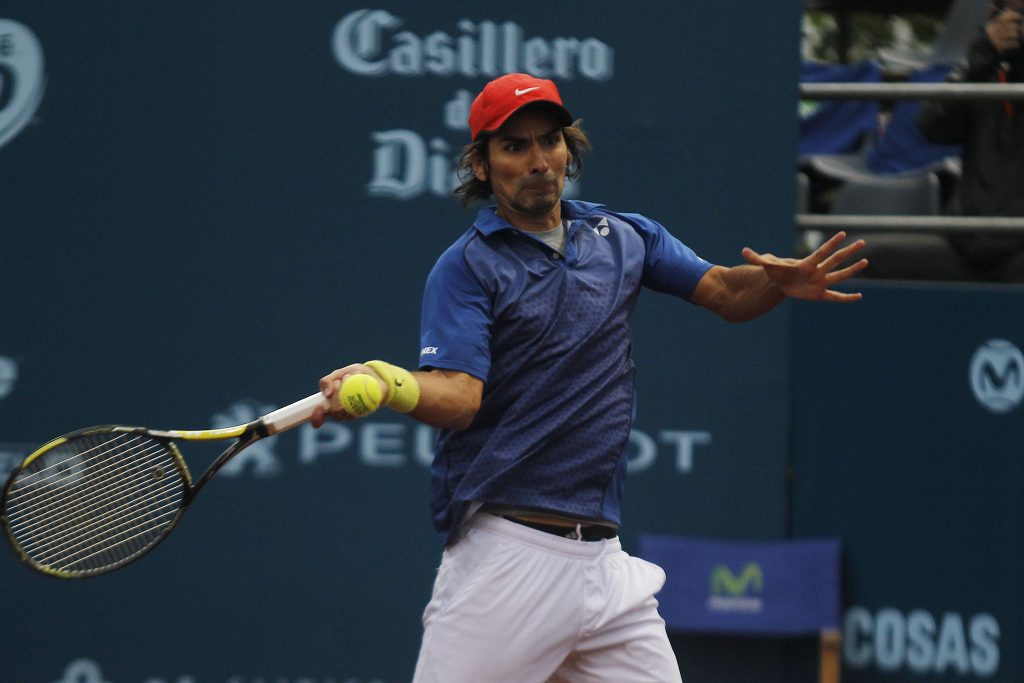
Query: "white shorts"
412 513 684 683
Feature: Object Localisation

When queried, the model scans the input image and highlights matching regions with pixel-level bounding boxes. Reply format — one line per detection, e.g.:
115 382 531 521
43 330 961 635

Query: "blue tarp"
866 63 962 174
799 61 882 155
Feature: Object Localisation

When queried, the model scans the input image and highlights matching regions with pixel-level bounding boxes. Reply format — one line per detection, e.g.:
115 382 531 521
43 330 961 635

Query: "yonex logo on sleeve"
420 346 439 356
593 217 610 237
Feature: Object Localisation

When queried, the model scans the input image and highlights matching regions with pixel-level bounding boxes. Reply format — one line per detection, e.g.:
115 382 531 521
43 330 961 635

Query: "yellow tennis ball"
339 374 382 417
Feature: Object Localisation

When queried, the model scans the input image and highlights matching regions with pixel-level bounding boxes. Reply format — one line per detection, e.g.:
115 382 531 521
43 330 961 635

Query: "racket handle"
261 393 332 435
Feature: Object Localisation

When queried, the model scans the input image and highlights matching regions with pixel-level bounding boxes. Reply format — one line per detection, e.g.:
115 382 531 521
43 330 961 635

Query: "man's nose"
527 142 549 173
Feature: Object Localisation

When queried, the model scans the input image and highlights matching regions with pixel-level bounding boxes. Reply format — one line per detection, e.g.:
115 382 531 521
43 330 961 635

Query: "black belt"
502 515 618 541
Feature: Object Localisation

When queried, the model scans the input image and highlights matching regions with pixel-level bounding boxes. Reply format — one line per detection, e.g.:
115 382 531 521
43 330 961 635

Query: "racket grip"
261 392 332 434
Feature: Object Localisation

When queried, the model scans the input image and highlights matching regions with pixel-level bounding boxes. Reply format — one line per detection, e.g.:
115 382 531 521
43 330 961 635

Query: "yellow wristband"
365 360 421 413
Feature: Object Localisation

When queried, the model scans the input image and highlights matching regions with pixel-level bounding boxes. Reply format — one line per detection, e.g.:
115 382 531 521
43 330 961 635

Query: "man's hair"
453 120 592 207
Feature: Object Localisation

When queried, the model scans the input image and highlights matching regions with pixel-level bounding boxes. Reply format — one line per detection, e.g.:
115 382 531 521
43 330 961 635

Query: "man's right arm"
408 368 483 430
314 363 483 431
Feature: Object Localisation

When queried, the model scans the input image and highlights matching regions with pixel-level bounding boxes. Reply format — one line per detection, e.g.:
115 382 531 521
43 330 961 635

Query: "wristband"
365 360 421 413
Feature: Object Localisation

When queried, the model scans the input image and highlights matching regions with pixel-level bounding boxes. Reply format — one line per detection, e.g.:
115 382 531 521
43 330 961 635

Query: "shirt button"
552 252 561 259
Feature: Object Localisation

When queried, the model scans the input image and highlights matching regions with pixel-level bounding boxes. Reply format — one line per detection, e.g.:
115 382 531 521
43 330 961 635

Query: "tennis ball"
338 373 382 417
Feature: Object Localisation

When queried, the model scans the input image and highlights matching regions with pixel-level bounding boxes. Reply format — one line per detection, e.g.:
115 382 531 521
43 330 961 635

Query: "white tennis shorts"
412 513 684 683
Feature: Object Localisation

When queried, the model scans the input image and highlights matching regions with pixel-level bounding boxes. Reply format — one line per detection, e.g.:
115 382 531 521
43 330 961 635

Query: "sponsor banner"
0 393 713 483
638 534 840 635
330 9 613 202
844 606 1000 679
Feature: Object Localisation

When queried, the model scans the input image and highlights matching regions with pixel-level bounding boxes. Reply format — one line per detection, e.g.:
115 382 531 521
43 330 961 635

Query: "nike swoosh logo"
515 87 540 96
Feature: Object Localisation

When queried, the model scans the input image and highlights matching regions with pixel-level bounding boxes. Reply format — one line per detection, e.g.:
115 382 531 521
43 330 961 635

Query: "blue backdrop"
1 3 801 681
792 283 1024 682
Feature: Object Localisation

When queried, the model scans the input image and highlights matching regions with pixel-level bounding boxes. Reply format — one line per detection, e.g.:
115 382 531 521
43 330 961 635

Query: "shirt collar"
472 200 607 236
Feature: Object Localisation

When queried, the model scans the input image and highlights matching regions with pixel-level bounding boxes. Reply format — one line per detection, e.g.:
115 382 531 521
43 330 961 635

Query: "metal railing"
797 82 1024 234
797 214 1024 234
800 82 1024 101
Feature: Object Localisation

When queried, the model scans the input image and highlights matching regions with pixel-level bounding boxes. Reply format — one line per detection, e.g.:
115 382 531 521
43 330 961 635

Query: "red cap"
468 73 572 141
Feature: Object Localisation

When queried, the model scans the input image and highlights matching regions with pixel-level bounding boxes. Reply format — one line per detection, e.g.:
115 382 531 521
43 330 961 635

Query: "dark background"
1 3 1020 682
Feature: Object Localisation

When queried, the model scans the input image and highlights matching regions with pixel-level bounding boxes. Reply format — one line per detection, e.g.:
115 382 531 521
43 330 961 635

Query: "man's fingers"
819 239 866 272
741 246 765 265
320 364 369 397
311 405 325 429
821 289 864 303
808 231 849 263
825 258 870 284
319 376 342 399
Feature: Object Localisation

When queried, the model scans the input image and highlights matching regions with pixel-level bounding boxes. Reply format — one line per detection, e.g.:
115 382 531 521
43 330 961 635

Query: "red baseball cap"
468 73 573 141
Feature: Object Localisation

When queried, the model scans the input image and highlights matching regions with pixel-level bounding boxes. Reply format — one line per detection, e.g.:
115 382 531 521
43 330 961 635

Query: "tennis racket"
1 392 331 579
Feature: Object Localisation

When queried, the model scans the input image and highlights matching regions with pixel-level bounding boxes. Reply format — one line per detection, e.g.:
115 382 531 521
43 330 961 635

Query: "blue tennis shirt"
420 199 713 545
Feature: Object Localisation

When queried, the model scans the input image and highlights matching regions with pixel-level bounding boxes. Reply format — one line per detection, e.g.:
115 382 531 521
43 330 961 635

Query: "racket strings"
7 435 170 531
7 433 153 516
20 481 182 572
4 432 143 499
31 490 182 572
8 445 182 573
9 435 179 528
4 432 187 575
13 456 179 558
6 437 173 549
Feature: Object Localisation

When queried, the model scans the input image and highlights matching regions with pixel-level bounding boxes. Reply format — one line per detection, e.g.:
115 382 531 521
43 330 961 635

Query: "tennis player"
313 73 866 682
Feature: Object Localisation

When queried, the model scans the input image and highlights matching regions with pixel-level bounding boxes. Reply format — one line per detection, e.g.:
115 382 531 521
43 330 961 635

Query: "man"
312 73 866 682
914 0 1024 281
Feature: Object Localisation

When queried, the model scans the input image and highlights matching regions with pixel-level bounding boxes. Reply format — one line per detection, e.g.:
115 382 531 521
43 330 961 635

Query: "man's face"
473 106 570 223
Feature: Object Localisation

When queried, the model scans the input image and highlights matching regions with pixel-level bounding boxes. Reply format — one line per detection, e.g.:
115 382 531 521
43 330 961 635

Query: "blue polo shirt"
420 199 713 544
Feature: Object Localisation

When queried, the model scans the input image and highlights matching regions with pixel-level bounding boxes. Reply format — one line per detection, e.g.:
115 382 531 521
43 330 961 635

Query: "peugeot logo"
969 339 1024 414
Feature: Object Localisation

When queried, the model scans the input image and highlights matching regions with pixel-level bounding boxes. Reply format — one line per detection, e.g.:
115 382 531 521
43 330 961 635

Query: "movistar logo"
707 562 764 613
970 339 1024 414
711 563 763 596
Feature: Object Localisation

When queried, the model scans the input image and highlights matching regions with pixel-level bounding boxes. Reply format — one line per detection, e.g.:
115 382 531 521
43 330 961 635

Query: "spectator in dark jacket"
916 0 1024 281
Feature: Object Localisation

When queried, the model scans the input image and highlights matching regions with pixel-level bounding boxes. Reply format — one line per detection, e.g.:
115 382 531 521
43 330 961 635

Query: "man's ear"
472 151 488 182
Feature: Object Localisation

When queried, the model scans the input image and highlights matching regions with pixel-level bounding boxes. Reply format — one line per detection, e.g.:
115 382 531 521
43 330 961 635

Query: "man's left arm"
692 232 867 322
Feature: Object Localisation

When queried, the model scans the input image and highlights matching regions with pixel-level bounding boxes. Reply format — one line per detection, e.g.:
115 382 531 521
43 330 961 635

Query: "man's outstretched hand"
742 232 868 302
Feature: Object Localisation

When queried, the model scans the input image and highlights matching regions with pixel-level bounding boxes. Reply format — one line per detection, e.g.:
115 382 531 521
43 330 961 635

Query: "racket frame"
1 392 329 578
